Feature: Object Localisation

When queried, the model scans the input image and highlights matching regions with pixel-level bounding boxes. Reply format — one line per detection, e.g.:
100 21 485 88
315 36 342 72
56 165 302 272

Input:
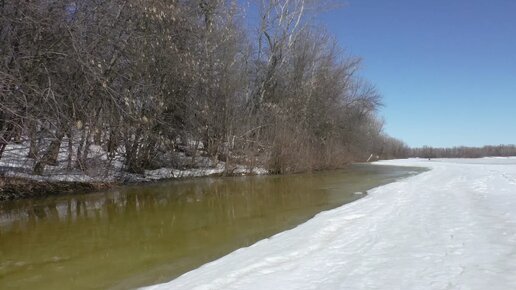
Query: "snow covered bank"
0 141 267 186
142 158 516 290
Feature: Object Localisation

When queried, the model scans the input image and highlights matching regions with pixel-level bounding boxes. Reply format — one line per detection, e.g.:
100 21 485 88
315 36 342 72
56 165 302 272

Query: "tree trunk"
67 128 73 169
46 132 64 165
28 121 39 158
76 128 87 170
33 132 64 175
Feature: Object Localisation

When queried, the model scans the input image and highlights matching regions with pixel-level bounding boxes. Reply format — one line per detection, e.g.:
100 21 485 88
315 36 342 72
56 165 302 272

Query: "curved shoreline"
142 158 516 290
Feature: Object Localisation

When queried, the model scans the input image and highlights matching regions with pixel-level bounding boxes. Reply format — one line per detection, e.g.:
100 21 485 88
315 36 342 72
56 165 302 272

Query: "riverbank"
0 178 112 201
0 166 267 201
0 141 268 200
143 157 516 290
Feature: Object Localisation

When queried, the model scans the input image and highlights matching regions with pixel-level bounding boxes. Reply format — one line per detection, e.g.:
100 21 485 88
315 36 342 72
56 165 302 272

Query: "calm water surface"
0 164 423 289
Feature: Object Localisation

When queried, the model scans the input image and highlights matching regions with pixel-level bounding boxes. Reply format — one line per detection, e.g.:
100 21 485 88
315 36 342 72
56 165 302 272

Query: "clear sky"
320 0 516 147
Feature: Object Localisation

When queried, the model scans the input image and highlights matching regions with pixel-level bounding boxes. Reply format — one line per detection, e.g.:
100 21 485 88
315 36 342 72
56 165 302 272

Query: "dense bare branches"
0 0 399 177
411 145 516 159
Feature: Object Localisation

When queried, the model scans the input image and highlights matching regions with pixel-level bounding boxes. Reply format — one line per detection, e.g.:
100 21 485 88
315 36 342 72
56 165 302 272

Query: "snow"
0 141 94 182
144 164 268 180
230 165 269 175
1 141 268 184
142 158 516 290
144 164 226 180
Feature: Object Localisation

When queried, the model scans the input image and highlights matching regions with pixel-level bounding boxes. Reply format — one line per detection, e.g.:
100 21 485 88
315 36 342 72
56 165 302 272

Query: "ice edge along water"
142 158 516 290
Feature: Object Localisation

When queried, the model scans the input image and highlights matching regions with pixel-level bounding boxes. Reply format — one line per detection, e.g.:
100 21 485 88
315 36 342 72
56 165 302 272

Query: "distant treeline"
0 0 408 176
409 145 516 159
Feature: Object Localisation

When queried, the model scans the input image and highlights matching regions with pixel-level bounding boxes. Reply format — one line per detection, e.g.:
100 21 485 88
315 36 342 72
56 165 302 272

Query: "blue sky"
320 0 516 147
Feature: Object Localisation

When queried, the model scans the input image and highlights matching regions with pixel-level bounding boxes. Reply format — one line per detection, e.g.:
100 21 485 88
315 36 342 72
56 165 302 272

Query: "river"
0 164 422 289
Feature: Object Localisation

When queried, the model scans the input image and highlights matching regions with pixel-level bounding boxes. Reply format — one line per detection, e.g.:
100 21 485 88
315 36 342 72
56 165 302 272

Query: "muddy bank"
0 177 112 201
0 168 262 201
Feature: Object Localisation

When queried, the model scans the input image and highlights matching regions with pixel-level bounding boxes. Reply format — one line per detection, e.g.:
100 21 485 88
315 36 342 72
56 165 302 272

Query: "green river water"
0 164 422 290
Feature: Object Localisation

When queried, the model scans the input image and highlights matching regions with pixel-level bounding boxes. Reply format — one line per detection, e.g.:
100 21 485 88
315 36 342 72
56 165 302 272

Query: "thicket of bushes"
410 145 516 159
1 0 407 176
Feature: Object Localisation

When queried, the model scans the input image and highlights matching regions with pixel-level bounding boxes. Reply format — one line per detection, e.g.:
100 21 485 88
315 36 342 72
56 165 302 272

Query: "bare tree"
0 0 405 178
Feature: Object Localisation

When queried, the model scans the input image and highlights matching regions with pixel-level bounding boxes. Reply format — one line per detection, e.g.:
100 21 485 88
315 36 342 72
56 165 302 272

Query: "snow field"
143 158 516 290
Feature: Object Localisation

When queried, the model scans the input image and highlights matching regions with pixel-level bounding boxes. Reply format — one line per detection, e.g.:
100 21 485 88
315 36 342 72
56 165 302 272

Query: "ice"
142 158 516 290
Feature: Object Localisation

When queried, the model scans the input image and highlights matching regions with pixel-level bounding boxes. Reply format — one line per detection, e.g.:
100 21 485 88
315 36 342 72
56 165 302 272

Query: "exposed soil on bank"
0 170 261 201
0 177 113 201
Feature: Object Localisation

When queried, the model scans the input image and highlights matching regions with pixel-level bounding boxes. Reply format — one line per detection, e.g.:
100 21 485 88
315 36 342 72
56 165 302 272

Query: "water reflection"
0 164 423 290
